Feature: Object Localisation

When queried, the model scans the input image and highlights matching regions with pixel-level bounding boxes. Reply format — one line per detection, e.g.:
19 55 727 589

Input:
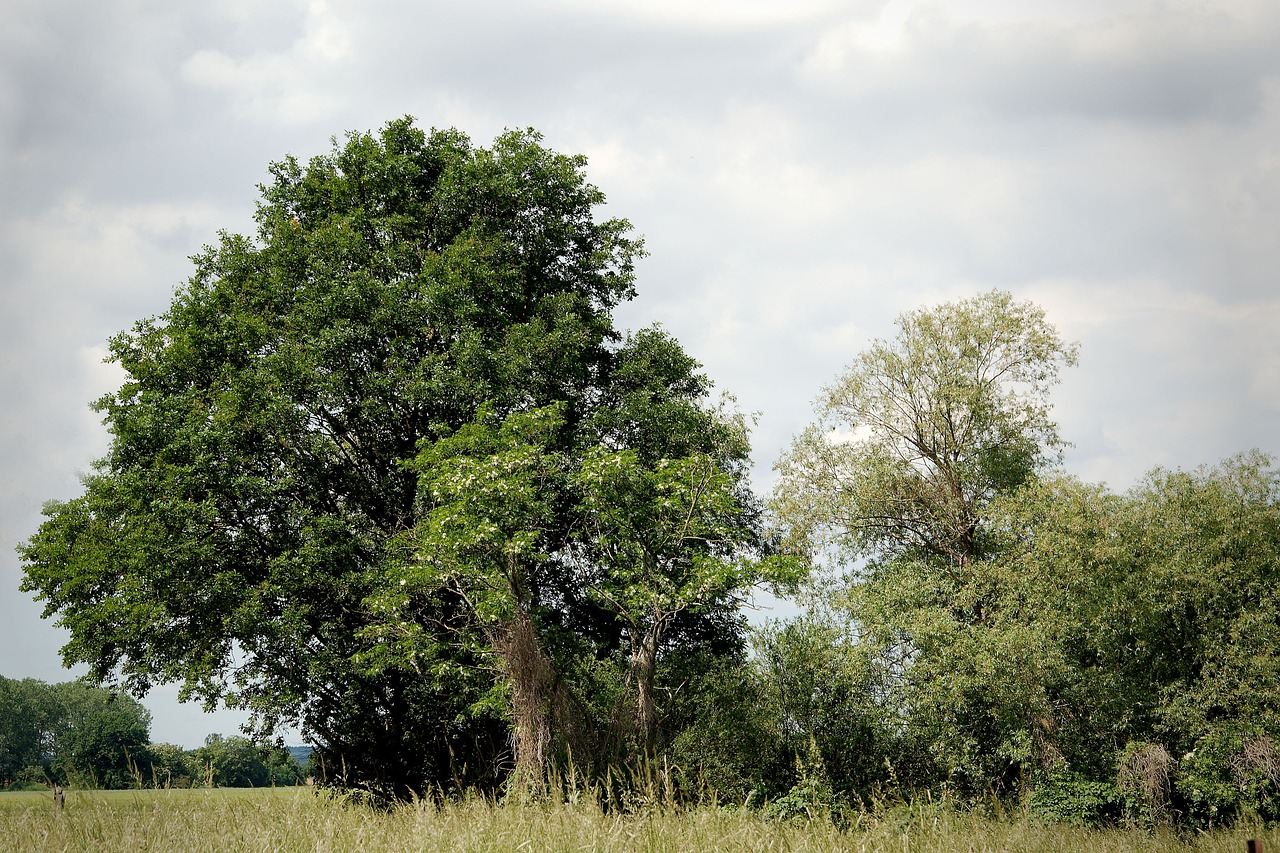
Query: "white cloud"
8 195 226 294
1026 278 1280 487
807 0 914 62
179 0 352 124
549 0 850 30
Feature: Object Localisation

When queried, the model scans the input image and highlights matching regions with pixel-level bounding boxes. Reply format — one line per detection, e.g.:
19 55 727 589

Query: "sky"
2 0 1278 748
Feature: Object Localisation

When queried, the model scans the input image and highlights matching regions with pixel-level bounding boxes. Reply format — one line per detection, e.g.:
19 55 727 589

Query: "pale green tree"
770 291 1079 796
573 440 780 753
773 289 1078 583
363 404 569 781
358 328 777 784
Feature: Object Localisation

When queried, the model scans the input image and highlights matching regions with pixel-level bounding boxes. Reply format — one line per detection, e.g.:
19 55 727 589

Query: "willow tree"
773 289 1078 583
771 291 1079 796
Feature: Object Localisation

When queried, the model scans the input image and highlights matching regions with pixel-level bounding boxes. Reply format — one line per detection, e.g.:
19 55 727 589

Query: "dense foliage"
759 293 1280 826
15 117 1279 824
734 454 1280 827
19 118 776 800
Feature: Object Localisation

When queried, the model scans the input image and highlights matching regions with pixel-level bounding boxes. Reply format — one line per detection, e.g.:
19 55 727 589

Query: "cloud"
1028 278 1280 487
799 1 1280 125
551 0 852 30
179 0 352 125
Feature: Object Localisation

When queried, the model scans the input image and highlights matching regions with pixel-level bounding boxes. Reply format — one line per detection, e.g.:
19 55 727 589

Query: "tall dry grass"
0 787 1274 852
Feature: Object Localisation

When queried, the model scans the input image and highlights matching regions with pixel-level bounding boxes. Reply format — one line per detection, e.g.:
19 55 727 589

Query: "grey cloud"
955 11 1280 124
798 3 1280 126
335 0 828 129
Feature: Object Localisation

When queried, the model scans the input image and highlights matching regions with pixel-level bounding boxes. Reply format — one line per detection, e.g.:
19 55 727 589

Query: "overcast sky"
3 0 1278 747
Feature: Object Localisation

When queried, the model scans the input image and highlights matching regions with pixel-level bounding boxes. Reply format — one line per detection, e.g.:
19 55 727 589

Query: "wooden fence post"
1247 839 1262 853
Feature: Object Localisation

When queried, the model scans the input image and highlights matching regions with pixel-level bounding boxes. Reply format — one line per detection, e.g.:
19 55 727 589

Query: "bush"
762 738 851 824
666 661 788 804
1116 741 1177 827
1178 728 1280 826
1027 776 1121 826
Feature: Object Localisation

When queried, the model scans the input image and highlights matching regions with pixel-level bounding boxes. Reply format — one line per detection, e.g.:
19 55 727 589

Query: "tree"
0 679 154 789
569 327 788 758
48 681 152 789
750 615 892 800
18 117 644 798
145 742 200 788
839 482 1101 795
955 453 1280 822
770 291 1079 798
0 678 45 785
19 118 768 799
364 404 571 781
574 445 761 753
361 328 779 779
773 289 1078 583
1 678 154 789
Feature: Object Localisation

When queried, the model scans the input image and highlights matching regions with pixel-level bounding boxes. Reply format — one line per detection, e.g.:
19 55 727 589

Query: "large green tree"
18 118 650 797
20 118 765 798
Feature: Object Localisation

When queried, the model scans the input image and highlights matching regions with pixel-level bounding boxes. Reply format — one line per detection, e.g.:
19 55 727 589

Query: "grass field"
0 787 1275 852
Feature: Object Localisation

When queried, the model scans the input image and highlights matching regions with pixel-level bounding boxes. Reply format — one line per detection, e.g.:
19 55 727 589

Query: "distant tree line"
0 677 301 789
16 119 1280 826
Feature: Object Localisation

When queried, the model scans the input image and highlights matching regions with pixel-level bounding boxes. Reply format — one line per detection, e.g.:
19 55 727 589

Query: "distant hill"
287 745 311 772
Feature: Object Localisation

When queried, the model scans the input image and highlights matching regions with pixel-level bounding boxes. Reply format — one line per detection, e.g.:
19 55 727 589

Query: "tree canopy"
773 289 1078 579
19 118 771 799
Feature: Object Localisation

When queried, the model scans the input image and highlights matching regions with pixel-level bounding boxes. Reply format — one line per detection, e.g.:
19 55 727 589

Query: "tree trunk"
492 611 553 782
632 625 660 755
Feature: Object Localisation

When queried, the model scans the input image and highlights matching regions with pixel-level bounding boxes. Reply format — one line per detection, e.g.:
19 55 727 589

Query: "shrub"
1027 776 1121 826
1117 742 1177 827
1178 727 1280 826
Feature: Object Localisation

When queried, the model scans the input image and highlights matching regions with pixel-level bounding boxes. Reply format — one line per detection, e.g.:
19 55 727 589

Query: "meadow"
0 788 1274 853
